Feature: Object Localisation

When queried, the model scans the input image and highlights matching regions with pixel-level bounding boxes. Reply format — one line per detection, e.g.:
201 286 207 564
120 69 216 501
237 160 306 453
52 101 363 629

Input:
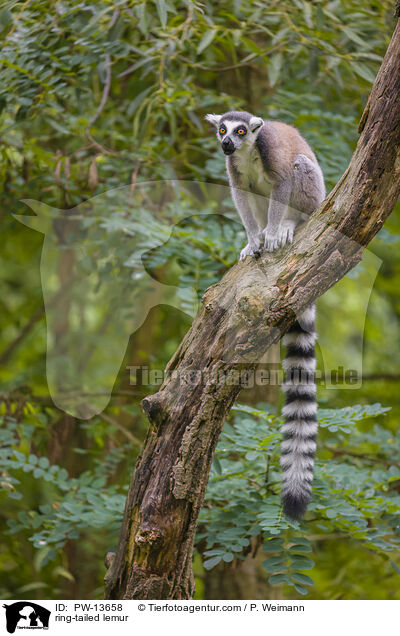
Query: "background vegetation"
1 0 399 600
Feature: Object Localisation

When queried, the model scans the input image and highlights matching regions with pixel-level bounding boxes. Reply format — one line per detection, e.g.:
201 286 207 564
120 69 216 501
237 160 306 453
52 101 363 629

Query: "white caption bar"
1 599 398 636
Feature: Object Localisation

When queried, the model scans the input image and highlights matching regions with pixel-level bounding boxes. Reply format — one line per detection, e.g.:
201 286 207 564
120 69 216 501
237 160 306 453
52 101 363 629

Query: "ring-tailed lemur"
206 110 325 520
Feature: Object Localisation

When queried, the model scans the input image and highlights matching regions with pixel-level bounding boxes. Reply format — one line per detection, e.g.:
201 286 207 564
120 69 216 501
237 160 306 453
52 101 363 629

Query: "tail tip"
282 493 310 521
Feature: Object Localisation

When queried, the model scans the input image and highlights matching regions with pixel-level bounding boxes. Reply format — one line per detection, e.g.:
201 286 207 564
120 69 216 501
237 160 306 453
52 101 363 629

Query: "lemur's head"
205 111 264 155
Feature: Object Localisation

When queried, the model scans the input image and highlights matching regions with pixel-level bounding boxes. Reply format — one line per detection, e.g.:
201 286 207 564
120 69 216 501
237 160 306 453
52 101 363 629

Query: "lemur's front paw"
239 243 261 261
277 220 296 247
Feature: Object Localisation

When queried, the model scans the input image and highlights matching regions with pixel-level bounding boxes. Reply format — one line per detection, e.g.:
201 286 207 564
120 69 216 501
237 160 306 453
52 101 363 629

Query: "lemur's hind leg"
291 154 326 216
277 154 325 249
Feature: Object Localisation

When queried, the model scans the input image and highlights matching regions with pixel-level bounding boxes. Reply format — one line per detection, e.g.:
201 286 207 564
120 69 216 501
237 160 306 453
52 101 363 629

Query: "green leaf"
269 573 290 584
0 8 12 29
8 492 22 500
155 0 167 28
48 119 71 135
289 543 312 553
262 539 284 552
352 63 376 84
291 572 314 586
341 26 368 48
18 582 48 593
294 583 308 595
53 566 75 582
203 556 222 570
289 555 315 570
212 456 222 475
197 30 217 54
262 557 286 573
268 53 283 87
127 87 153 117
39 457 50 469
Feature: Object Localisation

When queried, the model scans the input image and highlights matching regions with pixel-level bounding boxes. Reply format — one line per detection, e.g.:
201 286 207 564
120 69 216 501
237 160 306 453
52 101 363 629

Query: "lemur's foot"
263 229 279 252
239 243 261 261
263 221 296 252
277 220 296 247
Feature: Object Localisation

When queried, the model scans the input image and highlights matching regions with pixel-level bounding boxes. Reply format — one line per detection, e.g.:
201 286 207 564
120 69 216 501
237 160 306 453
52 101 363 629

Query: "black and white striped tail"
280 305 318 521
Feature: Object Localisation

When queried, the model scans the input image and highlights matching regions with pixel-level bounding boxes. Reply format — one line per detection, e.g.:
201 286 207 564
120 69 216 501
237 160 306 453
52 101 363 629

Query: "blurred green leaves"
0 0 393 206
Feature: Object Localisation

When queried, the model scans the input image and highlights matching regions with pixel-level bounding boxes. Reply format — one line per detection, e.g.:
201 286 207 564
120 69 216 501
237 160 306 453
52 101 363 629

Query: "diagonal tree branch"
104 18 400 600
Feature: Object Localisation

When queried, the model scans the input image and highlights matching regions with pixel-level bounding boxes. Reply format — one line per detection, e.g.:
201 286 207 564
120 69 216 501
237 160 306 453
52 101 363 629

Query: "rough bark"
104 20 400 600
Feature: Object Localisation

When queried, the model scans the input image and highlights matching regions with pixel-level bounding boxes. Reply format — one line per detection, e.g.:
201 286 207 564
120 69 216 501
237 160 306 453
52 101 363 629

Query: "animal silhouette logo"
14 181 379 418
3 602 50 633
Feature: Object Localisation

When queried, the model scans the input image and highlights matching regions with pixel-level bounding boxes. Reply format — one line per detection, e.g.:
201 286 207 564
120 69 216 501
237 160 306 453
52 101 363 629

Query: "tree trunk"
104 17 400 600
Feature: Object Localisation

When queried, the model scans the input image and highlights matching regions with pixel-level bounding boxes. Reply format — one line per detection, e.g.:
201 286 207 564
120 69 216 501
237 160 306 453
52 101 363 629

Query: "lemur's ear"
205 113 222 127
249 116 263 132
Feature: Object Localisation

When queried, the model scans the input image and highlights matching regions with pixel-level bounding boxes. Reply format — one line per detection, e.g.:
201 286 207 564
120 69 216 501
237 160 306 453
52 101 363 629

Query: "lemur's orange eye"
219 127 226 135
237 128 246 135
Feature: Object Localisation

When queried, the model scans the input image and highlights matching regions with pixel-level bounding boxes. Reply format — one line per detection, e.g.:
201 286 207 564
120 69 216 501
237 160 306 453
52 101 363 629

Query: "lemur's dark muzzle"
222 137 235 155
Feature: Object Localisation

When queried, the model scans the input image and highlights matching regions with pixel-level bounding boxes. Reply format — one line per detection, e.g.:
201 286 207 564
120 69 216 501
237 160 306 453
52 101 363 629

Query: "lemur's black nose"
222 137 235 155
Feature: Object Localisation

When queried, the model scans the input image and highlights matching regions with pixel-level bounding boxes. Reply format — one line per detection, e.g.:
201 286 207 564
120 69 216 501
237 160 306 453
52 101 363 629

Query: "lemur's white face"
205 114 263 155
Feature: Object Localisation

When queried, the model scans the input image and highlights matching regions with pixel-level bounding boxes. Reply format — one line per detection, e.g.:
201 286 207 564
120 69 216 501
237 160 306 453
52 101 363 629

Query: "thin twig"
108 7 120 30
352 373 400 382
0 270 84 365
323 445 399 468
0 306 45 365
0 389 140 408
299 533 348 541
86 52 112 136
100 412 142 447
129 164 140 202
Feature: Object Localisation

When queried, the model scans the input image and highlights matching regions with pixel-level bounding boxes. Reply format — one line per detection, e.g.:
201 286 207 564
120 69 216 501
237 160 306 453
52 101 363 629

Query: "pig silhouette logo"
3 602 50 633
